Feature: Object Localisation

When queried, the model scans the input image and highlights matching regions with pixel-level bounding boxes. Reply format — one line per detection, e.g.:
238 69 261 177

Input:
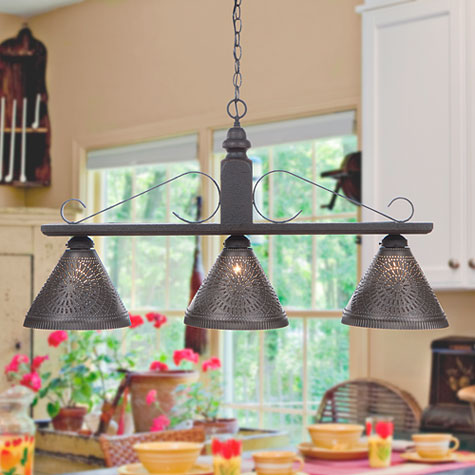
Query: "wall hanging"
24 0 447 332
0 26 51 187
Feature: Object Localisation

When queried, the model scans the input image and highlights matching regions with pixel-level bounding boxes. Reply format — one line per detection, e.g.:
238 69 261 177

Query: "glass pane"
223 331 259 404
314 218 357 310
98 158 199 311
135 166 167 222
263 319 304 408
169 236 196 309
157 317 187 359
307 319 349 407
273 142 313 220
104 236 133 308
315 135 358 216
135 236 167 309
230 409 260 429
273 235 312 309
262 412 304 445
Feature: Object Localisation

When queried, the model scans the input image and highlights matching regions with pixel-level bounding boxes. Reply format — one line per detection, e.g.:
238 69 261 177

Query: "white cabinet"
359 0 474 289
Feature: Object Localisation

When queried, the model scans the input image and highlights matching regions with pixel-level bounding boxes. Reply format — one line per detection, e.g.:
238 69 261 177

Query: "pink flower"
149 361 169 372
146 389 157 405
31 355 49 371
20 372 41 392
173 348 199 366
48 331 68 347
129 314 144 329
146 312 168 329
150 415 170 432
202 357 221 372
5 354 30 374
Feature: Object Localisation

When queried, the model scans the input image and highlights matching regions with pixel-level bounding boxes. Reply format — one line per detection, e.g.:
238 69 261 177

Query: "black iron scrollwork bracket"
42 126 432 238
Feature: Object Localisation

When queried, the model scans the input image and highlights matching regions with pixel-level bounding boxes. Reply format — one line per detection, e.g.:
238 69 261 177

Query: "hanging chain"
227 0 247 126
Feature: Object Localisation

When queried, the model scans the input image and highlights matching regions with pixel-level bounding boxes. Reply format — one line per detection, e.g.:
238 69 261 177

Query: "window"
215 112 358 442
84 111 358 441
86 134 200 360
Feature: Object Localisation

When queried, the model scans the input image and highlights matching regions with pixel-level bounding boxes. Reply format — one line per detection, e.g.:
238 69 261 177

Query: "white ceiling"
0 0 83 18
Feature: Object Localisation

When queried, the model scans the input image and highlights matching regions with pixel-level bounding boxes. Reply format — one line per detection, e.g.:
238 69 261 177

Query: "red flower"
229 439 242 457
375 421 394 439
150 361 169 372
146 389 157 405
173 348 199 366
20 372 41 392
31 355 49 371
4 354 29 373
221 441 233 460
146 312 168 329
150 415 170 432
202 357 221 372
366 420 372 437
48 330 68 347
211 439 222 456
211 439 241 458
129 314 144 329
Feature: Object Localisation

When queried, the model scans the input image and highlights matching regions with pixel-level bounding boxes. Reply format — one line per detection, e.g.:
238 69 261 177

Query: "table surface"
61 454 475 475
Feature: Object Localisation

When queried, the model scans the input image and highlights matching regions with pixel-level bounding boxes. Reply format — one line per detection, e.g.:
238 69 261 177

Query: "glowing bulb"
233 264 242 274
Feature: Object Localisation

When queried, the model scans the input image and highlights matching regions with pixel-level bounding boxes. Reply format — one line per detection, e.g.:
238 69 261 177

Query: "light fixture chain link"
227 0 247 126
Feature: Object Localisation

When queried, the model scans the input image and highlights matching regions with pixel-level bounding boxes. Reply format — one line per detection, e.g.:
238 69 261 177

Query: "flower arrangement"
211 438 242 475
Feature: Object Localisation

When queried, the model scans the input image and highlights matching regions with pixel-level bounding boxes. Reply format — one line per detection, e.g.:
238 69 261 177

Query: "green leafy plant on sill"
169 357 223 427
41 312 169 418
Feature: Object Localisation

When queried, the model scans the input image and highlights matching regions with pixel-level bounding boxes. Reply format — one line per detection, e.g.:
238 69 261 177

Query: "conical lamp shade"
184 235 288 330
342 235 448 330
24 236 130 330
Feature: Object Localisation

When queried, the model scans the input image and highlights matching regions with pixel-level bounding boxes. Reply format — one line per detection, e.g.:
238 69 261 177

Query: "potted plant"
40 330 95 432
147 356 238 435
130 344 200 433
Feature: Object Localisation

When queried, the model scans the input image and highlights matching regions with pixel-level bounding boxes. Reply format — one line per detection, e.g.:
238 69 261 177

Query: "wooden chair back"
315 378 422 433
99 427 206 467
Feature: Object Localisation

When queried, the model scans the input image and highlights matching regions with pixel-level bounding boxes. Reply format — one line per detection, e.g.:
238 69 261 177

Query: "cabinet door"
0 255 32 393
361 0 466 288
466 0 475 286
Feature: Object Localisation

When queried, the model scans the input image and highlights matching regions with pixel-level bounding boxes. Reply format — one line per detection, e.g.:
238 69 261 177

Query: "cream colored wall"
0 0 473 411
22 0 361 208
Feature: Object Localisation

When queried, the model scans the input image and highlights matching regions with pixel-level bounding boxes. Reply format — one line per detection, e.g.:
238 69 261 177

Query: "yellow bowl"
307 424 364 450
133 441 203 474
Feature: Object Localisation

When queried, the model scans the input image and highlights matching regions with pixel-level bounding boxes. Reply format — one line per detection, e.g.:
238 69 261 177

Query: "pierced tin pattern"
342 247 448 330
24 249 130 330
185 248 288 330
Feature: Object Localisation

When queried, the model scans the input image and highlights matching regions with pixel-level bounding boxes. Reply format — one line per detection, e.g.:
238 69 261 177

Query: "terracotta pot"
51 407 87 432
130 370 199 433
193 418 239 436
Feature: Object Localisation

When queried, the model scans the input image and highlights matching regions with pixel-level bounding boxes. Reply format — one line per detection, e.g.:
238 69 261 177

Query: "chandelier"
24 0 447 332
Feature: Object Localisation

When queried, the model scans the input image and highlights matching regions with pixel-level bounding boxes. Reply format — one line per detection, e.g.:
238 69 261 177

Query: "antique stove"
422 336 475 433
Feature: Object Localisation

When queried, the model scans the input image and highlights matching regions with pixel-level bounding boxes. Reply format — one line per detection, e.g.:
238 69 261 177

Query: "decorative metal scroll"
252 169 415 224
60 171 221 225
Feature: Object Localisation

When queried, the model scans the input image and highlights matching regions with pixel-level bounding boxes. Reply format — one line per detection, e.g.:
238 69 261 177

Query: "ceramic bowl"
133 441 203 474
307 423 364 450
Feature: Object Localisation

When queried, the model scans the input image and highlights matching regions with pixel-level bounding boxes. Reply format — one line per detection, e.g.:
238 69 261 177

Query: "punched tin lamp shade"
24 236 130 330
184 235 288 330
342 234 448 330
